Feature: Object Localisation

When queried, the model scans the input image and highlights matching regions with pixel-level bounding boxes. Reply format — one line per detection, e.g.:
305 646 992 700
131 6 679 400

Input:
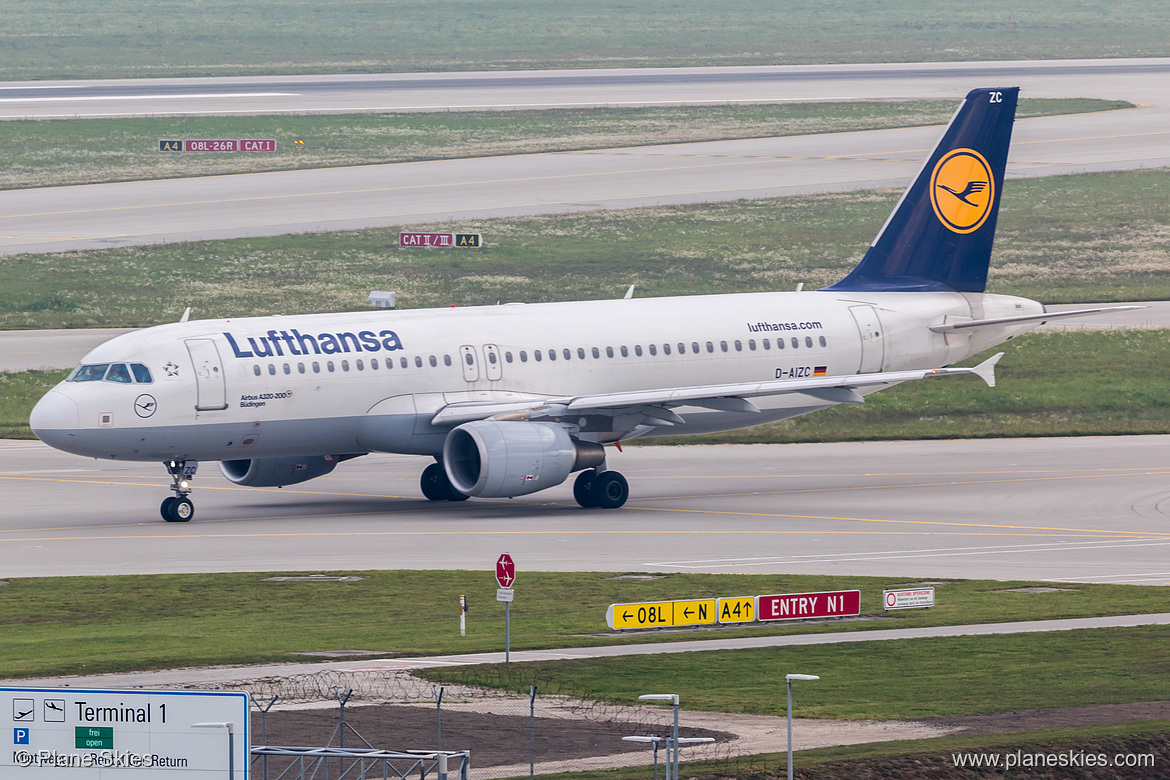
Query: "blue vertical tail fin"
825 87 1019 293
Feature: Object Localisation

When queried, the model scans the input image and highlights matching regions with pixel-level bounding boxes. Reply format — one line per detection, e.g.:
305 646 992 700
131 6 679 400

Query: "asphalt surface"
3 435 1169 584
6 613 1168 690
2 60 1170 254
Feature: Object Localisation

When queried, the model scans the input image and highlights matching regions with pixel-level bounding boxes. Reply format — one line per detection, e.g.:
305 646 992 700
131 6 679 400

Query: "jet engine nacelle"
219 455 339 487
443 420 605 498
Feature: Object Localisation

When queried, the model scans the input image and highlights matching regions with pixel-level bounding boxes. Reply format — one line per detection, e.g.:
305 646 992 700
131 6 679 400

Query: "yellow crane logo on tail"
930 148 994 234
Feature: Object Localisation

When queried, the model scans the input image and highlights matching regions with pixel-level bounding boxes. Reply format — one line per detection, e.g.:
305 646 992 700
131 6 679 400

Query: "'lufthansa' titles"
224 328 404 359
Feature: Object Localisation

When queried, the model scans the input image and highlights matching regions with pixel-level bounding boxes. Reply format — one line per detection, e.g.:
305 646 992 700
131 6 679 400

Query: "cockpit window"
131 363 153 383
70 364 110 382
106 363 133 383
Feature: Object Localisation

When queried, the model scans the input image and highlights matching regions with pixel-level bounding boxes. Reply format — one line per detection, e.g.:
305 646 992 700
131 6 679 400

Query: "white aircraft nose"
29 390 79 442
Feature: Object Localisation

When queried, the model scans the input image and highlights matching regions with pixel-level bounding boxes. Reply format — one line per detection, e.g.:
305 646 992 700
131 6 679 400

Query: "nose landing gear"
161 460 198 522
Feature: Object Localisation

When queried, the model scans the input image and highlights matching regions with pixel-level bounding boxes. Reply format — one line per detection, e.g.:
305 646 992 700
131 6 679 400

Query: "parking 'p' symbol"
14 727 30 745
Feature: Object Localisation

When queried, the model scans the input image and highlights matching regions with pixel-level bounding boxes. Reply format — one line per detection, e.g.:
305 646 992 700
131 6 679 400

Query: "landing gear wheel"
421 462 469 502
590 470 629 509
573 470 599 508
163 496 194 523
160 496 177 521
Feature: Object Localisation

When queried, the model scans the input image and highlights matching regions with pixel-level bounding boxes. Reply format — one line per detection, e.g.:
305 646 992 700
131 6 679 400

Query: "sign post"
495 553 516 662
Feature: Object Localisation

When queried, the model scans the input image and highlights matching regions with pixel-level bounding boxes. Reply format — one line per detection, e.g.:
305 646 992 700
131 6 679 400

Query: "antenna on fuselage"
623 284 636 300
179 307 191 323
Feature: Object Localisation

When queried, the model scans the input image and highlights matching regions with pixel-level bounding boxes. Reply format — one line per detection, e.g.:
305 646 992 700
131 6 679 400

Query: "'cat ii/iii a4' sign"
4 687 248 778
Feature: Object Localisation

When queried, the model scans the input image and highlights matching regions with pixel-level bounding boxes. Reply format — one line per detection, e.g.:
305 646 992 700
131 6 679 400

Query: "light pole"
785 674 819 780
192 722 235 780
639 694 679 780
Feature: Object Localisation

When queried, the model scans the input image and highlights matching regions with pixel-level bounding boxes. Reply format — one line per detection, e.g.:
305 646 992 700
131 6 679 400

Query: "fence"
190 667 743 779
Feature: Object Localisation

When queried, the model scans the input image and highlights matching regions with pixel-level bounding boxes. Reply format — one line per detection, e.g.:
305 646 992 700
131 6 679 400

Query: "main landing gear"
161 460 198 522
420 462 470 502
573 469 629 509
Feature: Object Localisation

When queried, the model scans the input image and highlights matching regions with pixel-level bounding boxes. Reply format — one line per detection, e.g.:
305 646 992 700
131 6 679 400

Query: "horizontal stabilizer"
929 305 1146 333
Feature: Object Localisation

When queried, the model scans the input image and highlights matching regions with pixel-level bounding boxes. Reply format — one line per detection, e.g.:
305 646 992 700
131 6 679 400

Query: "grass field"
3 1 1169 80
2 166 1168 331
0 99 1127 190
0 570 1167 691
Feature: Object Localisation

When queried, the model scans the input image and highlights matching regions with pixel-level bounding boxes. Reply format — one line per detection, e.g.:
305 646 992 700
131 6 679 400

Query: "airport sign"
717 597 756 624
2 687 248 778
606 599 717 630
495 553 515 588
756 590 861 622
884 587 935 610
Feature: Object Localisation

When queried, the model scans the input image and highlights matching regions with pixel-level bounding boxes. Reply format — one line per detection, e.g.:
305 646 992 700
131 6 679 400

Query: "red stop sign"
496 553 516 588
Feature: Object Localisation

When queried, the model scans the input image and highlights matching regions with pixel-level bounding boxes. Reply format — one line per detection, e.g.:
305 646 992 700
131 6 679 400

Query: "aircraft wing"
431 353 1003 427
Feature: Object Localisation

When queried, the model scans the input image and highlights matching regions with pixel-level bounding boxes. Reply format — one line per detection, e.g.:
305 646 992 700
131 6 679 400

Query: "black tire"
421 463 469 501
590 471 629 509
160 496 177 522
421 463 449 501
573 470 598 508
167 497 195 523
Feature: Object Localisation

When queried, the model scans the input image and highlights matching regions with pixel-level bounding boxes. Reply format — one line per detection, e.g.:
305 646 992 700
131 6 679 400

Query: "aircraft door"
483 344 502 380
459 345 480 382
849 305 885 373
186 338 229 411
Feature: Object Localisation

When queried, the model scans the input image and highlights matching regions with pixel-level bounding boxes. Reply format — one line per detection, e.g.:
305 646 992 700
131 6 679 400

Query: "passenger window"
735 340 743 352
445 355 453 366
649 344 657 356
253 365 262 376
415 356 423 367
549 349 557 361
106 364 133 383
765 338 773 350
819 336 828 347
805 336 813 348
357 359 366 370
520 351 528 363
563 348 571 360
283 363 291 374
592 347 600 359
298 362 306 373
706 341 714 353
488 352 497 365
465 353 474 366
327 361 335 372
534 350 542 362
663 343 671 355
620 346 629 357
606 346 614 358
371 358 379 369
400 357 408 368
313 361 321 373
691 341 699 353
748 339 756 351
635 345 643 357
505 352 512 363
341 360 350 371
577 347 586 359
429 355 438 367
791 338 799 348
677 343 685 354
720 341 728 352
130 363 153 383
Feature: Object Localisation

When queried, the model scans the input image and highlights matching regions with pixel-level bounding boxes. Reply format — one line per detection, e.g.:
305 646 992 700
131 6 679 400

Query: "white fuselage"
31 288 1041 463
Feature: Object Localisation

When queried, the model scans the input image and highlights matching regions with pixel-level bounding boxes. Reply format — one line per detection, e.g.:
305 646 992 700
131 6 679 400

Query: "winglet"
971 352 1003 387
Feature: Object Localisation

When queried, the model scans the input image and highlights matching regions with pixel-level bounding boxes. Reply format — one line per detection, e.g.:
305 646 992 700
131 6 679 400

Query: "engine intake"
443 421 605 498
219 455 344 487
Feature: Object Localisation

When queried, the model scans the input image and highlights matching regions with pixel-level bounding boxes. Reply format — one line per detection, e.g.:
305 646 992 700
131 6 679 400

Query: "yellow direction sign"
717 597 756 624
606 599 717 630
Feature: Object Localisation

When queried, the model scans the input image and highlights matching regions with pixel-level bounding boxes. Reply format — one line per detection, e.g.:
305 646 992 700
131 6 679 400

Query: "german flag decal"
813 366 828 377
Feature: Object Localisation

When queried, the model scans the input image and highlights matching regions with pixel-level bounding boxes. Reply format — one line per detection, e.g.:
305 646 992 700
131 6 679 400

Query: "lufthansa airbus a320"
30 88 1132 521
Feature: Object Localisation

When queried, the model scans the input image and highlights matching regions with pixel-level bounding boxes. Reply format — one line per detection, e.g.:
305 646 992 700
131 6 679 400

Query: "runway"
3 436 1169 584
2 60 1170 255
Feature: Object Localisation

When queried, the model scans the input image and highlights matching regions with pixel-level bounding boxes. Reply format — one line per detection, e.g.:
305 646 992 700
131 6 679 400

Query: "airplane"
29 87 1137 522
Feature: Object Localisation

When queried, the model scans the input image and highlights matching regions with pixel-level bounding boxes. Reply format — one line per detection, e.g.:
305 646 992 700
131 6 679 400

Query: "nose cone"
29 390 79 449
